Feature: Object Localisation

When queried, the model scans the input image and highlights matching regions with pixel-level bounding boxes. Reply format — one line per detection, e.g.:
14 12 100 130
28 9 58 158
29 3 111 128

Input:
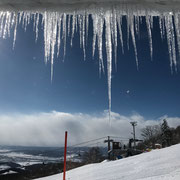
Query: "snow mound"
35 144 180 180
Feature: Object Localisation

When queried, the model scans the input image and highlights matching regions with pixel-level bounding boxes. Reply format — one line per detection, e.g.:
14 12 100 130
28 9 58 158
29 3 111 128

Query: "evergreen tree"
161 119 172 147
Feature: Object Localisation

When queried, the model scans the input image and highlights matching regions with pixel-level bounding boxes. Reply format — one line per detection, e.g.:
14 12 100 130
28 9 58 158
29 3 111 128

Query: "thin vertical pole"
104 136 113 160
130 122 137 149
108 136 110 160
63 131 68 180
133 125 136 148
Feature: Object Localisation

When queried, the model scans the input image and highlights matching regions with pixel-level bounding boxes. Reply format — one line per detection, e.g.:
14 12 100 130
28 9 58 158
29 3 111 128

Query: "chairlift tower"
130 122 137 149
104 136 113 160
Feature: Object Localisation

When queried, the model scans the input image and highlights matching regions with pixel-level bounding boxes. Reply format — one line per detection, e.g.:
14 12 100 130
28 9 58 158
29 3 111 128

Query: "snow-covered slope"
35 144 180 180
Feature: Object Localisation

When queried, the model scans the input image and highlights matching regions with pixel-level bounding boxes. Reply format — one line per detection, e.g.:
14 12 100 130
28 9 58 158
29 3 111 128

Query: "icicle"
127 13 139 69
6 13 12 37
92 10 105 75
86 12 89 45
76 13 86 60
0 2 180 124
135 16 140 39
159 15 165 40
146 14 153 60
71 12 76 47
97 12 105 75
82 14 86 60
78 13 86 61
62 13 67 61
105 11 112 122
67 14 71 37
35 13 40 42
50 12 58 81
3 12 11 39
0 13 3 37
75 13 78 33
112 7 118 70
174 13 180 60
117 14 124 54
78 14 83 49
126 13 130 50
92 13 98 58
13 14 18 49
165 14 177 73
23 12 31 32
43 11 50 65
57 14 62 58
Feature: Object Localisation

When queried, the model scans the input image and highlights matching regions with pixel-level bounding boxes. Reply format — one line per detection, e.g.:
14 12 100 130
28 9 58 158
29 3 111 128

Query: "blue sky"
0 16 180 120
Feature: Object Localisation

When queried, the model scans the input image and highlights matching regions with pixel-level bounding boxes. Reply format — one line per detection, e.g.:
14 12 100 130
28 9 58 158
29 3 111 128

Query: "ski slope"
35 144 180 180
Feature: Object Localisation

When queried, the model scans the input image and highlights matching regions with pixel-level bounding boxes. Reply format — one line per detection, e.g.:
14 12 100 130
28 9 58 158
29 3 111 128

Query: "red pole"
63 131 68 180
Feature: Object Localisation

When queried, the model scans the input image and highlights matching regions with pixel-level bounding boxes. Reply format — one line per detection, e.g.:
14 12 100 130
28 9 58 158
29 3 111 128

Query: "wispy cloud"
0 111 179 147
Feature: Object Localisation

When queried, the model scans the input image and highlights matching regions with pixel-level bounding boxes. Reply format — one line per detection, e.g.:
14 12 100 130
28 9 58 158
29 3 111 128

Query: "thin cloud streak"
0 111 179 147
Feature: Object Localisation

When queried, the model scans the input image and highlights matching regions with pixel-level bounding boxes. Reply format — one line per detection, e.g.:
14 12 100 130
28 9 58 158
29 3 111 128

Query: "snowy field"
36 144 180 180
0 148 60 167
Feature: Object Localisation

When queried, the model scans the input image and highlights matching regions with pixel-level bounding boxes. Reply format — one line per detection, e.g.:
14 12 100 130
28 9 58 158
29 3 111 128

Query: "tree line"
138 119 180 150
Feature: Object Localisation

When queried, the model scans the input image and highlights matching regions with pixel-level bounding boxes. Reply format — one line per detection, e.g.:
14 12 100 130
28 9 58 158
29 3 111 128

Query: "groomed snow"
35 144 180 180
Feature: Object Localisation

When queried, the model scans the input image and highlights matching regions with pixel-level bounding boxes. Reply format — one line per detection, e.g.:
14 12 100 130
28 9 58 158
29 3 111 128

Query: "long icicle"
105 11 112 123
0 3 179 123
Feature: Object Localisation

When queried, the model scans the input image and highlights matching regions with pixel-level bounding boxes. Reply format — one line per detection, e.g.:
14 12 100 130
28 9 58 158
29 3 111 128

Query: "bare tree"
83 147 104 164
141 125 162 148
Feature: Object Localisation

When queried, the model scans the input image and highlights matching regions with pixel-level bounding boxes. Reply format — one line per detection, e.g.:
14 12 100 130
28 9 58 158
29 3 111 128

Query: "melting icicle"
62 13 67 61
13 14 18 49
71 12 76 47
0 1 179 123
128 14 139 69
146 14 153 60
111 7 118 70
105 11 112 122
165 14 177 73
35 13 40 42
86 12 89 45
92 13 98 59
97 12 105 75
174 14 180 60
82 14 86 60
117 14 124 54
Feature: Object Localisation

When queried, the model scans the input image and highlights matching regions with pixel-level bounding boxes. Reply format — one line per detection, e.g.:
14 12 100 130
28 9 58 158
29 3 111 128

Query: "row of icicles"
0 8 179 121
